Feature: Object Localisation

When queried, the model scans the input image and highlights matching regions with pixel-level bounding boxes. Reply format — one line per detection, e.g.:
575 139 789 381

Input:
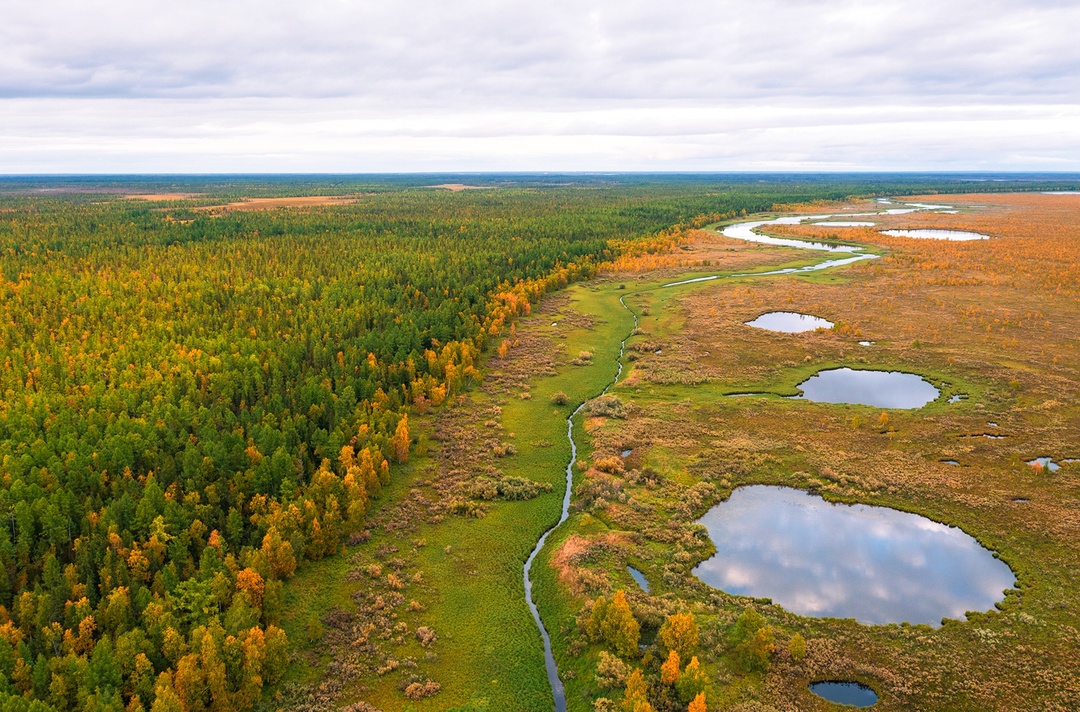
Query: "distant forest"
0 174 1074 712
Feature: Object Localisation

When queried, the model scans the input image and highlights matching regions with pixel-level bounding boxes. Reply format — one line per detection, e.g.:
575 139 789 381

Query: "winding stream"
524 199 956 709
523 295 636 712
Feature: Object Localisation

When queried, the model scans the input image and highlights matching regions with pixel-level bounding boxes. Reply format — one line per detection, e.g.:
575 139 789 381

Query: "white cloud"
1 1 1078 171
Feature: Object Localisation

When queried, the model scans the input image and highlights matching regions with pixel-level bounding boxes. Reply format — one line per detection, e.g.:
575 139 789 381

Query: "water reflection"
722 216 863 252
746 312 833 333
1027 457 1060 472
692 486 1015 626
627 566 650 593
809 681 878 707
662 252 879 287
796 368 939 409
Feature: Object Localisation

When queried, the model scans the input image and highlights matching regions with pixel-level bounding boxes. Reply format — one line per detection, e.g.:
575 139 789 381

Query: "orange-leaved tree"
659 612 698 660
660 649 681 685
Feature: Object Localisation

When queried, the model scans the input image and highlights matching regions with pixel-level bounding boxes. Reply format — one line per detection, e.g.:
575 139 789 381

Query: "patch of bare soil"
428 184 490 192
194 195 362 213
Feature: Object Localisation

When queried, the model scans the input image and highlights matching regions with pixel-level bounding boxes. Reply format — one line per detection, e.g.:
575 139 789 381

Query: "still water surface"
809 681 879 707
796 368 939 408
746 311 833 333
627 566 650 593
692 486 1016 626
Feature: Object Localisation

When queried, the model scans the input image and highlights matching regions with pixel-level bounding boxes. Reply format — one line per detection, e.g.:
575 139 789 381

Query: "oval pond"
746 311 834 333
796 367 939 409
692 486 1016 626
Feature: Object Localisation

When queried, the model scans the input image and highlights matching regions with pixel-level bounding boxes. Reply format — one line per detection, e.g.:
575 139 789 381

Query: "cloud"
2 1 1079 171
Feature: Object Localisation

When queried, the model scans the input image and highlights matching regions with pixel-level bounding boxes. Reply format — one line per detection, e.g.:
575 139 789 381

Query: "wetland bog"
532 192 1080 711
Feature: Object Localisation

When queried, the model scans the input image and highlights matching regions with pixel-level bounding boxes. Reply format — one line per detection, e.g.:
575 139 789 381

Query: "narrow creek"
524 200 954 709
524 295 636 712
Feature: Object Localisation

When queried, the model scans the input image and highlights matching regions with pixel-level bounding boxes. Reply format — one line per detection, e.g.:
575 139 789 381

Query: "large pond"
796 368 939 409
746 311 833 333
692 486 1015 626
882 229 988 241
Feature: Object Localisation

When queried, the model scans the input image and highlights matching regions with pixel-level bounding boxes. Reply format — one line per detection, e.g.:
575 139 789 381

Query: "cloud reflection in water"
692 486 1015 626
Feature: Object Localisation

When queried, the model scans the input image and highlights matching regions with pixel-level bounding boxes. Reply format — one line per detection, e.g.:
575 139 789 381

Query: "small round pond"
881 229 989 241
746 311 833 333
795 368 939 409
810 681 878 707
692 486 1016 626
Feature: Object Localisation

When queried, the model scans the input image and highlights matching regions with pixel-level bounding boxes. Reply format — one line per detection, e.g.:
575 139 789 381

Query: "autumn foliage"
586 590 641 658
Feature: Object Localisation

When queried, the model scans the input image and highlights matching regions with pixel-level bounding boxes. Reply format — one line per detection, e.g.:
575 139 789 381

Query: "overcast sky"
2 0 1079 173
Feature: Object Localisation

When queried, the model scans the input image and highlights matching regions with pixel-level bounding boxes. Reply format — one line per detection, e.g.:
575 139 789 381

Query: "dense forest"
0 175 1073 712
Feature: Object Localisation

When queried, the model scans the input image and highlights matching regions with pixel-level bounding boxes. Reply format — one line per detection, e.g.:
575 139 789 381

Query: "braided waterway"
523 199 963 709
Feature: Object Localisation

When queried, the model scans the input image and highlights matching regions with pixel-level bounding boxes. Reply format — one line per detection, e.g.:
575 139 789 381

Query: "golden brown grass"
554 192 1080 710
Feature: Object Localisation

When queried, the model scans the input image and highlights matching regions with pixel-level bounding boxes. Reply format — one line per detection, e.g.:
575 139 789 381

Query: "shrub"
587 395 626 419
403 680 441 700
469 476 552 501
595 651 628 689
415 626 438 647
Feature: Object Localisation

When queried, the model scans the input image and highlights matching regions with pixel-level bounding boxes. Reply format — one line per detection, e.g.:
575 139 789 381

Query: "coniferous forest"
0 174 1070 712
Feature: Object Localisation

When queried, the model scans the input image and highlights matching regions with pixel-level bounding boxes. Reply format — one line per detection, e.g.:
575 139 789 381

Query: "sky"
2 0 1079 173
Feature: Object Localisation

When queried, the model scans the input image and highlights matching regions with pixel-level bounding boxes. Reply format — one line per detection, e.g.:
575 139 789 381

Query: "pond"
627 566 650 593
882 229 989 241
809 681 879 707
746 311 834 333
795 368 939 409
1027 457 1060 472
692 486 1015 626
